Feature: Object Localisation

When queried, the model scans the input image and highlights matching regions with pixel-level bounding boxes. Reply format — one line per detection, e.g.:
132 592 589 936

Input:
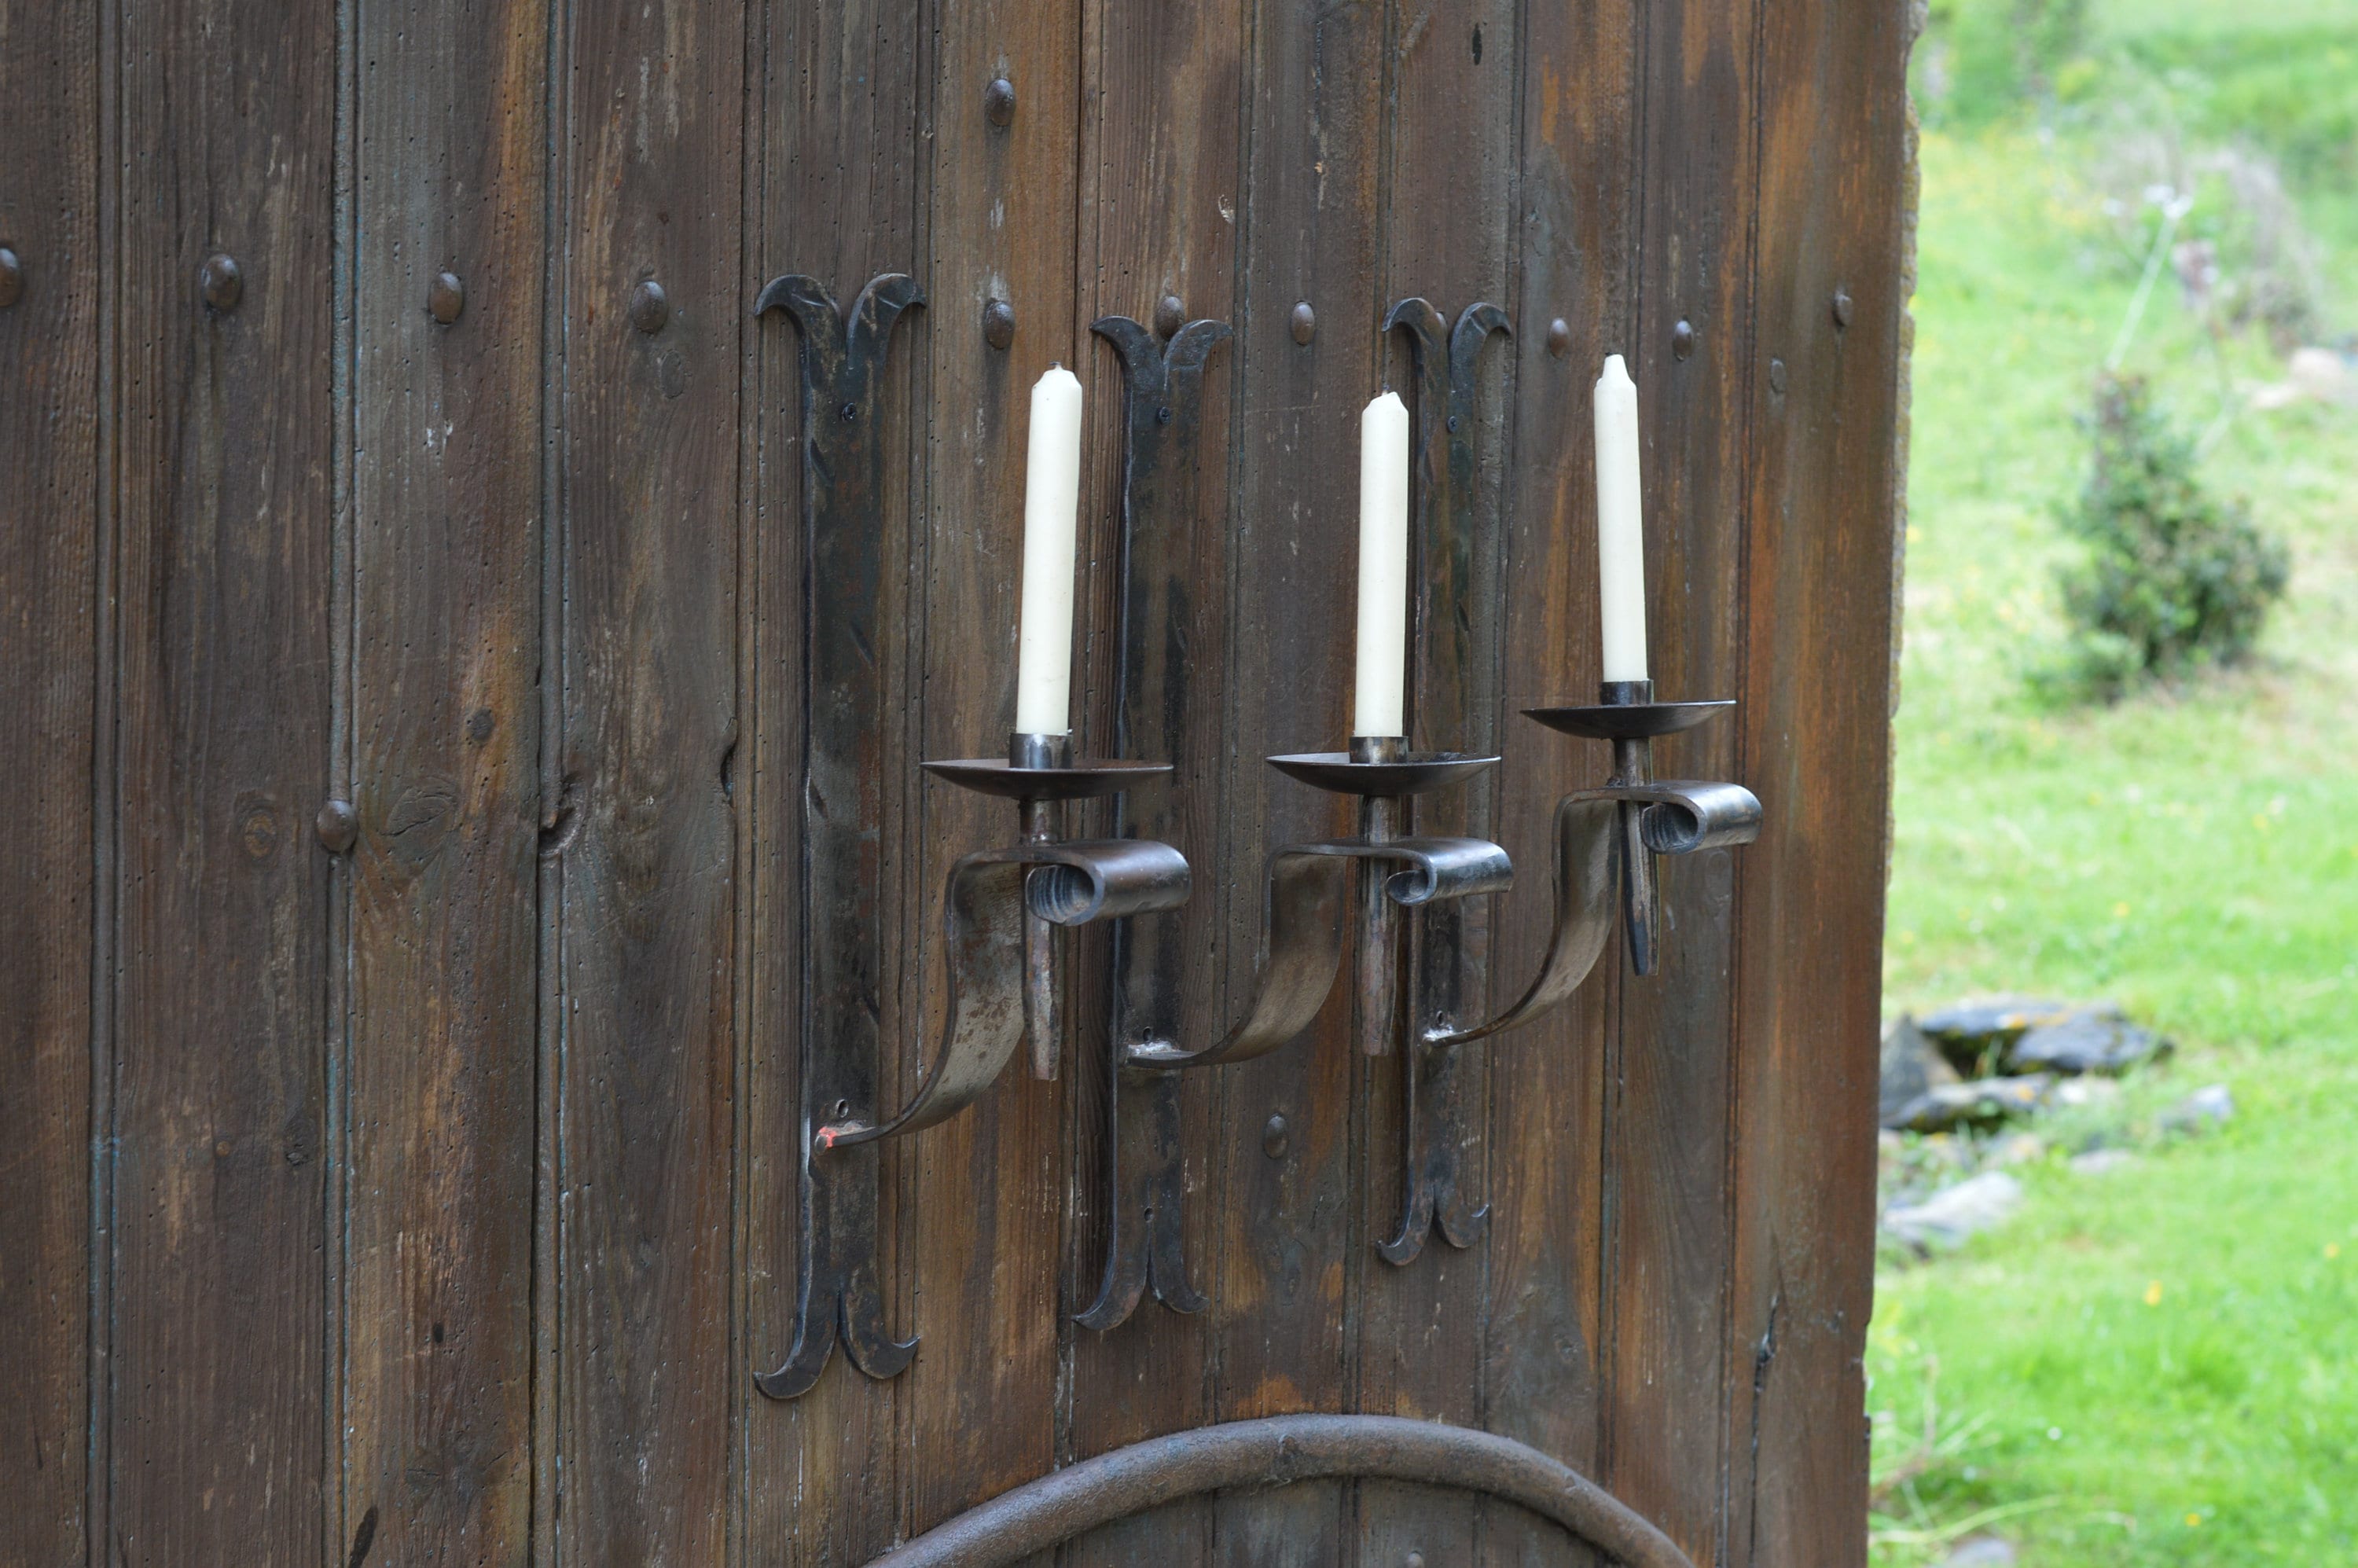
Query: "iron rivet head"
0 247 23 310
1407 1555 1427 1568
200 253 242 313
984 76 1016 127
1156 405 1173 424
982 296 1016 351
1671 318 1696 361
1445 413 1460 432
1768 357 1788 395
1546 318 1571 358
1262 1114 1290 1159
630 278 671 335
839 401 858 421
315 799 359 855
1831 285 1853 329
428 270 465 325
1154 293 1185 339
1290 300 1315 345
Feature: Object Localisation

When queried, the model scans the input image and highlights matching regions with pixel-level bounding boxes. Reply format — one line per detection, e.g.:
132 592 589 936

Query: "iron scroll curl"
816 838 1192 1153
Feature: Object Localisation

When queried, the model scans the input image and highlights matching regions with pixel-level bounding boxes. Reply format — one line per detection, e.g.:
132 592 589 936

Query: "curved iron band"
1125 835 1511 1070
1626 778 1762 854
865 1414 1695 1568
1432 780 1763 1048
818 838 1191 1151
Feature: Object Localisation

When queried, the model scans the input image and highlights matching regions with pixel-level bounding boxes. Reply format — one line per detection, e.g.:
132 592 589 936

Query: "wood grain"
0 0 100 1556
7 2 1918 1557
551 0 746 1558
1206 2 1389 1562
342 0 548 1558
106 0 337 1558
1480 0 1644 1561
1603 0 1764 1559
739 0 926 1559
1360 0 1520 1559
1720 0 1911 1559
898 0 1085 1541
1060 6 1243 1564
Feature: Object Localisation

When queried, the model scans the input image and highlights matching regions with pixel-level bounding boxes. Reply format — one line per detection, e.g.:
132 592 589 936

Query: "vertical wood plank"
1721 0 1909 1559
1361 0 1519 1558
551 0 746 1557
897 0 1082 1540
1059 6 1243 1564
107 0 338 1556
343 0 548 1556
739 1 926 1559
1207 2 1389 1562
1480 0 1641 1560
0 0 100 1555
1603 0 1762 1559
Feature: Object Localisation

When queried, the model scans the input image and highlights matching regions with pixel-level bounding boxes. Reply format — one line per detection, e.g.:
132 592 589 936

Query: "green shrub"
2055 375 2288 696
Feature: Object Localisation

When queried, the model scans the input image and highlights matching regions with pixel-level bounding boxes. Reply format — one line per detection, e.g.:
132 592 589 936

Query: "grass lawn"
1871 2 2358 1560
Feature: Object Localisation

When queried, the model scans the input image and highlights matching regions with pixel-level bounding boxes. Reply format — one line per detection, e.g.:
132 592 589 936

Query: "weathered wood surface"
1602 0 1761 1558
0 0 1907 1562
1063 8 1243 1568
0 0 99 1559
343 0 549 1559
105 0 339 1559
552 0 745 1556
740 2 927 1560
1722 0 1915 1558
1483 0 1643 1562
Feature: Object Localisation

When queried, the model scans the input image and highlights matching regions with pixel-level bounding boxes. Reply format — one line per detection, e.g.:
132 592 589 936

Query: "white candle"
1353 390 1412 738
1014 364 1085 735
1594 354 1648 683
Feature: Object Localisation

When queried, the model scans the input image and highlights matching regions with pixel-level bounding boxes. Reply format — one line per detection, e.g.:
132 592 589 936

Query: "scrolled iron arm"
817 837 1191 1151
1124 834 1513 1071
1430 779 1764 1048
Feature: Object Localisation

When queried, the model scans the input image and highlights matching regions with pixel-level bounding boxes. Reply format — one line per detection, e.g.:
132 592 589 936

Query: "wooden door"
0 0 1910 1562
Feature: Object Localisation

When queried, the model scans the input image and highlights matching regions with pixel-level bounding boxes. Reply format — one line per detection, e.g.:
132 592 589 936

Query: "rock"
2008 1012 2167 1075
1886 1074 2055 1134
2162 1083 2235 1133
1916 997 2087 1074
1939 1538 2018 1568
1885 1171 2024 1251
2053 1077 2122 1109
2070 1148 2138 1175
1880 1015 1962 1126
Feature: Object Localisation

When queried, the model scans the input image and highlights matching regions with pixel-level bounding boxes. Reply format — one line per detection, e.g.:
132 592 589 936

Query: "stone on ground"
1916 996 2087 1073
2008 1010 2168 1075
2162 1082 2235 1133
1886 1074 2055 1134
1881 1015 1963 1126
1885 1170 2025 1251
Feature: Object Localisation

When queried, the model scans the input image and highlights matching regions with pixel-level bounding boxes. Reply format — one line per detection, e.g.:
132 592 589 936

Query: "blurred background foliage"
1874 0 2358 1561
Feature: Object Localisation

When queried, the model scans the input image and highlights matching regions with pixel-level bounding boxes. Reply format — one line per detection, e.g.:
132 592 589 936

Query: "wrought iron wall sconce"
1504 684 1762 992
1089 290 1519 1283
751 273 1761 1397
752 277 1218 1396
